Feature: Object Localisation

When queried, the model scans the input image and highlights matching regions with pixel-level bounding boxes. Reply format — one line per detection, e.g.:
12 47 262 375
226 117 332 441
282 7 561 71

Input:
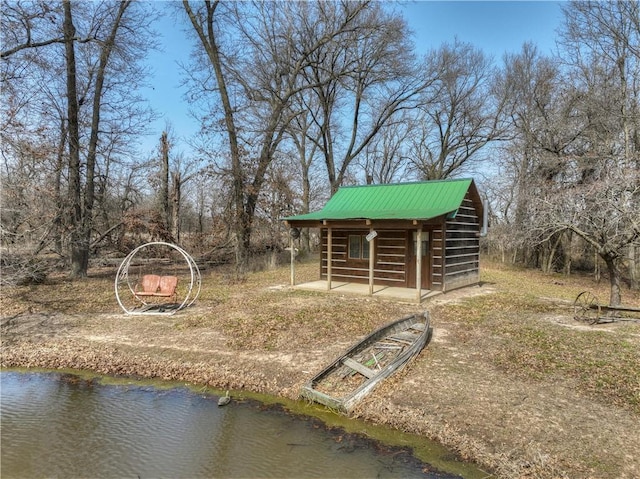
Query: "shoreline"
2 345 495 479
0 363 485 479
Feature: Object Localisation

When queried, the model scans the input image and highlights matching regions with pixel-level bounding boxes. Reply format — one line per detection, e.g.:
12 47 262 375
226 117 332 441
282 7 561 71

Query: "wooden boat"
300 311 432 413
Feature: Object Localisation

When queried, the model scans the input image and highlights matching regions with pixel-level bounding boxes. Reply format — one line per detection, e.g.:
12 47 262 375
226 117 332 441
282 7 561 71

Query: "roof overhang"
283 215 451 230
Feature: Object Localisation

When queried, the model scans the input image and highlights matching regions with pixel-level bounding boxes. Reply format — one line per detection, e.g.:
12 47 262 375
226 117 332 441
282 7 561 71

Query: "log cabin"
282 178 486 299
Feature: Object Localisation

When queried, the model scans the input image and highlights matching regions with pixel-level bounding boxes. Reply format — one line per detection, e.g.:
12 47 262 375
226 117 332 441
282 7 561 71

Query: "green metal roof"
283 178 478 222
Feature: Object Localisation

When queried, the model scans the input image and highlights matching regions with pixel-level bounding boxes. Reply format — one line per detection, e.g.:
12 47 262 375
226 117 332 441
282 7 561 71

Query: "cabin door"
407 230 431 289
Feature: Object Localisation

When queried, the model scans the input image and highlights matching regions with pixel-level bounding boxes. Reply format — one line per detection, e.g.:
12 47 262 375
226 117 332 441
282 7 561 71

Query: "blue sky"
140 1 564 157
403 1 562 58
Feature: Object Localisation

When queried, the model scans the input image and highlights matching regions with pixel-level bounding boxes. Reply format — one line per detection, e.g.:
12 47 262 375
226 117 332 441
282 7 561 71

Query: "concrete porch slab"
292 280 441 303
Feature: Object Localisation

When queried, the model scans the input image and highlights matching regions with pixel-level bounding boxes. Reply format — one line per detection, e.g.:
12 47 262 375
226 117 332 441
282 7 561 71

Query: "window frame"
412 231 429 258
348 234 370 260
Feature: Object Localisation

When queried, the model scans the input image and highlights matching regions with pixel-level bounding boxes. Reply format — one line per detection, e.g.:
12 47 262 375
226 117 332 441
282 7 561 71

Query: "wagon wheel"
573 291 600 324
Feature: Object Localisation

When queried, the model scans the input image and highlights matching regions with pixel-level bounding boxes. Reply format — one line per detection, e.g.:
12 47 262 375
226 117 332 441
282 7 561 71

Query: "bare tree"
489 3 640 305
167 153 201 244
1 1 70 59
562 0 640 290
556 0 640 300
1 40 67 256
61 0 85 276
182 0 369 274
284 90 325 252
2 1 157 277
531 164 639 306
408 39 508 180
67 0 145 277
299 2 428 193
359 115 413 184
146 126 204 243
493 43 584 269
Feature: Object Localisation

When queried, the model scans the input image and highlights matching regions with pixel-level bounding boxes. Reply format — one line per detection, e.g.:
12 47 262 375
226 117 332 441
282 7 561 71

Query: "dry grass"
431 260 640 414
2 258 639 413
2 256 640 479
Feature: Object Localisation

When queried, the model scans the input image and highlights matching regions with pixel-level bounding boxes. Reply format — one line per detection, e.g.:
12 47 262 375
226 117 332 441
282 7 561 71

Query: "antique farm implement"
573 291 640 324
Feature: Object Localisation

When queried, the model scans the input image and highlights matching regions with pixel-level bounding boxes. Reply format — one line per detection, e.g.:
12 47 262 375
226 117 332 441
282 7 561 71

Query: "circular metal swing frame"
115 242 201 315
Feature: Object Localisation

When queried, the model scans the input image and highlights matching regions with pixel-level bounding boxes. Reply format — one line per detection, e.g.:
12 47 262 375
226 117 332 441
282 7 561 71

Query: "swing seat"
134 274 178 302
158 275 178 301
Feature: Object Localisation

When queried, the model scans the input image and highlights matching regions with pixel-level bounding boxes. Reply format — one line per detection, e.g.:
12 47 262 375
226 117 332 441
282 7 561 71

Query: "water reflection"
1 372 460 478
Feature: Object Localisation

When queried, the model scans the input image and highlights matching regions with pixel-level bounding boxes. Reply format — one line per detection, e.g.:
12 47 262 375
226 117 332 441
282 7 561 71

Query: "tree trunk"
543 233 562 273
160 131 170 230
300 159 311 253
563 230 573 276
63 0 84 278
629 244 639 290
54 116 67 256
171 171 181 242
603 256 622 307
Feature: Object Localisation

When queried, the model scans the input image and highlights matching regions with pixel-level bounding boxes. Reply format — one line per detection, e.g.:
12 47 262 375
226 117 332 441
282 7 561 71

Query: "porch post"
327 227 332 291
368 227 375 296
290 233 295 286
416 227 422 302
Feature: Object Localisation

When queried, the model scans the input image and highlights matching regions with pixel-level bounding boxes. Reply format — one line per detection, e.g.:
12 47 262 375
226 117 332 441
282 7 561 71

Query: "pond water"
1 372 467 478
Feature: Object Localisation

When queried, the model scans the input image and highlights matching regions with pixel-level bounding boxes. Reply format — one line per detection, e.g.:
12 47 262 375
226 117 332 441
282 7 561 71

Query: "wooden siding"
443 194 480 291
320 229 407 286
430 227 444 290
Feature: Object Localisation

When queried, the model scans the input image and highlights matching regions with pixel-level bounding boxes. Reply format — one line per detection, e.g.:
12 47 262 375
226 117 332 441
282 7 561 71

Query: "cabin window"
348 234 370 260
412 231 428 257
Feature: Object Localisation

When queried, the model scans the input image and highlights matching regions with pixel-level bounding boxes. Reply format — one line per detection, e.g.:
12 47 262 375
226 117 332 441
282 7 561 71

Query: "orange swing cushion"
134 274 178 301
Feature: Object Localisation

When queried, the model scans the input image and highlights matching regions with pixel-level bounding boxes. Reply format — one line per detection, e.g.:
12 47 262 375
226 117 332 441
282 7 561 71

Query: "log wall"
442 194 480 291
430 227 445 290
320 229 407 286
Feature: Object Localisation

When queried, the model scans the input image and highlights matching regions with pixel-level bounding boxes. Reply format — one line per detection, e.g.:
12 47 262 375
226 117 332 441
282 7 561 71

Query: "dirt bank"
2 261 639 479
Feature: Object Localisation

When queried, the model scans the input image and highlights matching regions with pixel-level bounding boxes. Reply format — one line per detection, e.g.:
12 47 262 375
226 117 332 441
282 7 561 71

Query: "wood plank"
375 343 403 350
342 357 376 379
390 331 420 342
408 323 426 331
603 304 640 313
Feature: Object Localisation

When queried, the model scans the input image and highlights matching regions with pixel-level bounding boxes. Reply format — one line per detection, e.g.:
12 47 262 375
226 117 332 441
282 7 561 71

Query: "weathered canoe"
300 311 432 413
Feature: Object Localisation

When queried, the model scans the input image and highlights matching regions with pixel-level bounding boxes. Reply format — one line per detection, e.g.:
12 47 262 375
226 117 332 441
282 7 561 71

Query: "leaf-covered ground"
2 257 639 479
